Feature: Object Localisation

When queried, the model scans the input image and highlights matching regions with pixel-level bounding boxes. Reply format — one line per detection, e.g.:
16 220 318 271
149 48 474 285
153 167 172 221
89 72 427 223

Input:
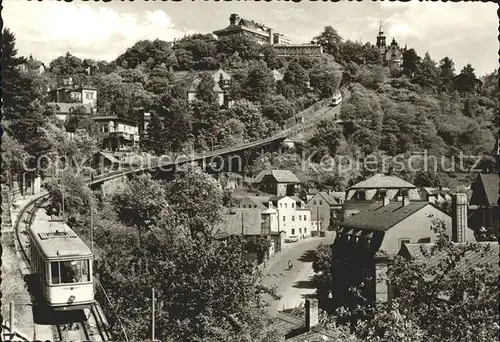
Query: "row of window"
84 92 95 100
283 215 307 222
355 189 409 200
291 228 307 235
51 260 91 285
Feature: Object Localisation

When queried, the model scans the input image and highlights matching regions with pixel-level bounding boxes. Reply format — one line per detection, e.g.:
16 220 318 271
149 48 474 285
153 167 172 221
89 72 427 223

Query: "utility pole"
317 206 320 233
151 288 155 342
241 212 244 254
90 196 93 254
61 171 65 218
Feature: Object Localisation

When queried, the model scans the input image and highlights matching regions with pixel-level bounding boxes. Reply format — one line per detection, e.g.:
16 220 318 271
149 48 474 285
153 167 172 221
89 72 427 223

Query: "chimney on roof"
383 196 390 206
402 196 410 207
451 193 467 243
305 299 319 331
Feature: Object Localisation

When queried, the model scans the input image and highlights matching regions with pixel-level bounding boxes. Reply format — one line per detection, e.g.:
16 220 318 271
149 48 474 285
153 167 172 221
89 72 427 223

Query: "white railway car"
28 218 94 310
330 90 343 107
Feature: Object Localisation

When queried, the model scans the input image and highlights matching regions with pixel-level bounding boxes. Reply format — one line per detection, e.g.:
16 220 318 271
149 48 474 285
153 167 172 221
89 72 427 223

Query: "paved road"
262 234 335 315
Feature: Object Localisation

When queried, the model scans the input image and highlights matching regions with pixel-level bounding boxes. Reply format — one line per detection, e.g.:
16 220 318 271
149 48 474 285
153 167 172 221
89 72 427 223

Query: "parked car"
285 236 299 243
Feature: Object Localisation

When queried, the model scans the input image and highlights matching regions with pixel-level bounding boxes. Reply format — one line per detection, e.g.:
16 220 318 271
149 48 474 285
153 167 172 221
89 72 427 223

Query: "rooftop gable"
401 242 499 272
342 201 431 231
349 173 416 190
478 173 499 207
254 170 301 184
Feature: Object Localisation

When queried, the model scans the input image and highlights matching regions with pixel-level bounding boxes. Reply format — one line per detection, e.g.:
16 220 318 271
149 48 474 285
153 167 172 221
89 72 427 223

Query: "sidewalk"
1 189 52 341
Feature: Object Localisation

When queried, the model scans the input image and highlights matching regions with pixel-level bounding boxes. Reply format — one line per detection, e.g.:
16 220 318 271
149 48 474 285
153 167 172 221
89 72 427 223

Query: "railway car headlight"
68 295 75 304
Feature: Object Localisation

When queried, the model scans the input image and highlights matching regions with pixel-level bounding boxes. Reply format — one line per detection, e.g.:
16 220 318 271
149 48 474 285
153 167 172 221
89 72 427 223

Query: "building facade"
253 170 301 196
306 191 343 231
187 69 232 107
468 173 499 241
270 196 311 239
331 194 475 308
93 116 140 151
213 13 274 45
376 25 405 73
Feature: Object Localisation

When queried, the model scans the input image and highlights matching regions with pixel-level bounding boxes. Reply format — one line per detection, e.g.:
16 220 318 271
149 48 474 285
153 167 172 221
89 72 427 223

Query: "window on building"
357 191 366 200
319 200 323 205
299 228 302 233
242 205 246 208
291 228 295 235
283 216 286 222
313 201 317 205
254 205 257 208
280 203 283 208
292 216 295 221
299 215 302 221
292 203 295 208
285 203 287 208
304 215 307 221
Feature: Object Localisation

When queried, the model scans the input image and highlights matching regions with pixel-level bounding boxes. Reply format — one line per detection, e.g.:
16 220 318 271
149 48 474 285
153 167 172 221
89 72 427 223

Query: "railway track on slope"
12 194 111 342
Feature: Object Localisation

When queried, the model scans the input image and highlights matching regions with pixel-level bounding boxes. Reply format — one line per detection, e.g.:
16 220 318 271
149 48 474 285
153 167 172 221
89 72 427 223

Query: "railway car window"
51 262 61 285
82 260 90 282
60 260 82 283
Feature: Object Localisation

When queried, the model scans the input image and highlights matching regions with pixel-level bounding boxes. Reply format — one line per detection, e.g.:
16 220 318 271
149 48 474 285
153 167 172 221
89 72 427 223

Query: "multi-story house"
216 195 282 257
93 116 140 152
187 69 232 107
330 193 476 308
48 77 97 121
468 173 499 241
270 195 311 239
253 170 301 196
306 191 343 232
375 25 405 74
344 173 419 219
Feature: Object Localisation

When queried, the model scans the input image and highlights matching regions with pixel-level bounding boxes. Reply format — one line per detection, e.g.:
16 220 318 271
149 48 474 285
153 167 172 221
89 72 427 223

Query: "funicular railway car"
28 218 94 310
330 90 343 107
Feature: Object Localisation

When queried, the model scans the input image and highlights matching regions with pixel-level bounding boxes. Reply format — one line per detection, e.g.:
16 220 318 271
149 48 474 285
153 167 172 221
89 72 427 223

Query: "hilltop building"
213 14 323 57
187 69 233 107
15 55 46 74
376 24 406 73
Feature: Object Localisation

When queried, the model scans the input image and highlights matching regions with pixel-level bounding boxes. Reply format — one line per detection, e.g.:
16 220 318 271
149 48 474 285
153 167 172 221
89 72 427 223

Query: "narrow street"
262 233 335 316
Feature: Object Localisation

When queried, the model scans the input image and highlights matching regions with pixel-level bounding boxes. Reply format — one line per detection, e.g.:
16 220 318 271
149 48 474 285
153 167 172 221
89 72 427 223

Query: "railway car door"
42 260 49 299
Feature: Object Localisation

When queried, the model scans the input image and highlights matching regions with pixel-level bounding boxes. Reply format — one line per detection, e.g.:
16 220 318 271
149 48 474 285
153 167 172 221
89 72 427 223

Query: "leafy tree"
227 100 275 140
158 96 193 152
314 26 343 59
166 164 224 238
219 118 246 147
116 39 177 70
309 118 343 158
45 170 95 220
402 48 420 78
438 57 455 91
260 44 282 70
413 52 439 90
1 133 29 182
216 35 260 61
112 173 168 236
380 218 499 342
242 61 275 102
413 171 443 187
143 113 167 155
196 72 218 104
312 243 333 305
2 28 25 72
49 52 87 76
146 65 175 95
261 95 296 127
65 108 99 134
283 60 309 96
173 33 218 70
339 40 364 64
309 65 342 98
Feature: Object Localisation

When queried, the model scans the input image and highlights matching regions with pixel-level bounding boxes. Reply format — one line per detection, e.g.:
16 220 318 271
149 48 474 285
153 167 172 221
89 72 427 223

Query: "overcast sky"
3 1 498 76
